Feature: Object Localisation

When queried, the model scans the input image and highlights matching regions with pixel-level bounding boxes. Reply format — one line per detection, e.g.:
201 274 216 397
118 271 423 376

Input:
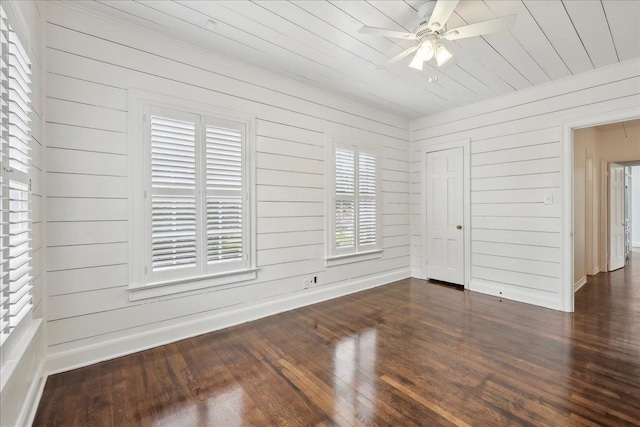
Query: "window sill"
325 249 383 267
128 268 258 301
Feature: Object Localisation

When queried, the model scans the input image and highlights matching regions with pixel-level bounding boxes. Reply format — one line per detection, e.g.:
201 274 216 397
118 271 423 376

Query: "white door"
609 163 625 271
426 147 464 285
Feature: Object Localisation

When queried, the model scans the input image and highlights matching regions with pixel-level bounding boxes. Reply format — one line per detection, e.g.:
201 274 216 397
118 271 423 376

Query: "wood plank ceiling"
68 0 640 119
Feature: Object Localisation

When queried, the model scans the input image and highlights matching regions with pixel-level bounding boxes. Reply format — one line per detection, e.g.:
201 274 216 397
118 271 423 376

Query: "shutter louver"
335 148 355 250
0 6 8 346
205 124 243 265
206 197 242 262
151 196 197 270
150 116 196 189
1 7 33 343
358 152 376 247
9 180 31 328
7 29 30 174
149 115 198 273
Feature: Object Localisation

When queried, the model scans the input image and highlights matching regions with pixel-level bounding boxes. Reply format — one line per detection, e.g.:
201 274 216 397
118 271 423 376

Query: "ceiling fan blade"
428 0 460 31
385 45 419 66
359 26 417 40
444 14 516 40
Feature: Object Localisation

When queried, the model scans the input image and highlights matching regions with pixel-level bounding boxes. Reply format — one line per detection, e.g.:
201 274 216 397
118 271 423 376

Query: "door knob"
456 225 462 229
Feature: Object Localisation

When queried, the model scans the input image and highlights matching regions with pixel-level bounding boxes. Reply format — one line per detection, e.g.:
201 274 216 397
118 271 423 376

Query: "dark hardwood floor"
34 254 640 426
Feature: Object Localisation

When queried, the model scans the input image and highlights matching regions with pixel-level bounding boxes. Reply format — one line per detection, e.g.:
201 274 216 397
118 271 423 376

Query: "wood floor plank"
33 253 640 426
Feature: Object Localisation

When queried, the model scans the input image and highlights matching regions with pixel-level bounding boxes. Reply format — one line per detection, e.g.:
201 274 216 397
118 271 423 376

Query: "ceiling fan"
359 0 516 70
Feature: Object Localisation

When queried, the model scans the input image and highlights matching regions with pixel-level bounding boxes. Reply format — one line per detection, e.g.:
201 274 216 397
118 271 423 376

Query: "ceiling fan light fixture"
416 40 435 61
435 44 453 67
409 55 424 70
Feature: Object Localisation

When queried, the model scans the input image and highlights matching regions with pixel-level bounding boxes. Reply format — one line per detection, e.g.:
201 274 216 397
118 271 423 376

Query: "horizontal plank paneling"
472 241 560 263
471 142 560 166
471 216 561 233
47 198 128 222
47 265 129 296
470 127 560 154
472 253 560 278
47 222 128 247
46 148 127 176
44 3 410 357
471 173 560 191
48 243 128 271
410 55 640 309
46 123 127 154
46 174 127 198
472 229 561 248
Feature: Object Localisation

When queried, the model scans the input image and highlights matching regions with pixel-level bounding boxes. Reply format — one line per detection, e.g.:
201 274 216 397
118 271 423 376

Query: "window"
129 93 256 300
327 139 381 265
0 6 33 346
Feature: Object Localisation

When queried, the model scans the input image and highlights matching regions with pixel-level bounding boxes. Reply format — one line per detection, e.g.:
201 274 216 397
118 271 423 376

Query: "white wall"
44 3 410 373
0 1 46 426
632 166 640 247
573 127 598 287
410 58 640 311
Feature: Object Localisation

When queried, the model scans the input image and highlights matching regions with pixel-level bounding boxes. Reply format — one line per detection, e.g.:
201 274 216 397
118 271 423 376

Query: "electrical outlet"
303 279 310 289
544 194 553 205
313 276 317 284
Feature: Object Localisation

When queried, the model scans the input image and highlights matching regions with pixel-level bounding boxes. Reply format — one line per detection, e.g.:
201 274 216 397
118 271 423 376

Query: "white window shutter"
358 151 377 248
8 180 31 328
334 148 355 251
205 122 244 268
0 6 9 346
1 7 33 344
148 115 198 273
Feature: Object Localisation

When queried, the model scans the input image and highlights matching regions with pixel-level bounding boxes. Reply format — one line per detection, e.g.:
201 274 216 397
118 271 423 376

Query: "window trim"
325 136 382 266
128 89 257 301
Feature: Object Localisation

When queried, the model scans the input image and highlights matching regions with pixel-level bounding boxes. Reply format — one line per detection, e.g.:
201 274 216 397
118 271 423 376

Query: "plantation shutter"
1 7 33 344
334 147 355 253
204 119 244 272
332 144 379 257
0 6 9 345
358 151 377 248
147 110 199 282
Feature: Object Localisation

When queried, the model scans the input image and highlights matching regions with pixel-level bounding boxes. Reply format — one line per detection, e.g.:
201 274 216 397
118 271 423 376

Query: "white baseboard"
410 267 425 280
574 276 588 292
47 268 410 375
590 267 600 276
469 278 562 311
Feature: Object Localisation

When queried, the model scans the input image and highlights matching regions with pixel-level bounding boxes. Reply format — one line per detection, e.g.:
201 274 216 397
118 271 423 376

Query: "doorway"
567 116 640 311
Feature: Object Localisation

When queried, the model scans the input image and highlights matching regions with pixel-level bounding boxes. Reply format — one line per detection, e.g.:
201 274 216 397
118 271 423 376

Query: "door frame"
420 139 471 289
561 107 639 312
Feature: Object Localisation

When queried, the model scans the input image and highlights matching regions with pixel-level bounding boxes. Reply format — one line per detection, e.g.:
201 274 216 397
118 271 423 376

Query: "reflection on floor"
34 257 639 426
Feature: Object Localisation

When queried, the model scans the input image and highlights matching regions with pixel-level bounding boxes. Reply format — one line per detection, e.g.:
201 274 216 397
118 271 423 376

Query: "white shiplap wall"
0 1 46 426
410 58 640 311
44 3 410 372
